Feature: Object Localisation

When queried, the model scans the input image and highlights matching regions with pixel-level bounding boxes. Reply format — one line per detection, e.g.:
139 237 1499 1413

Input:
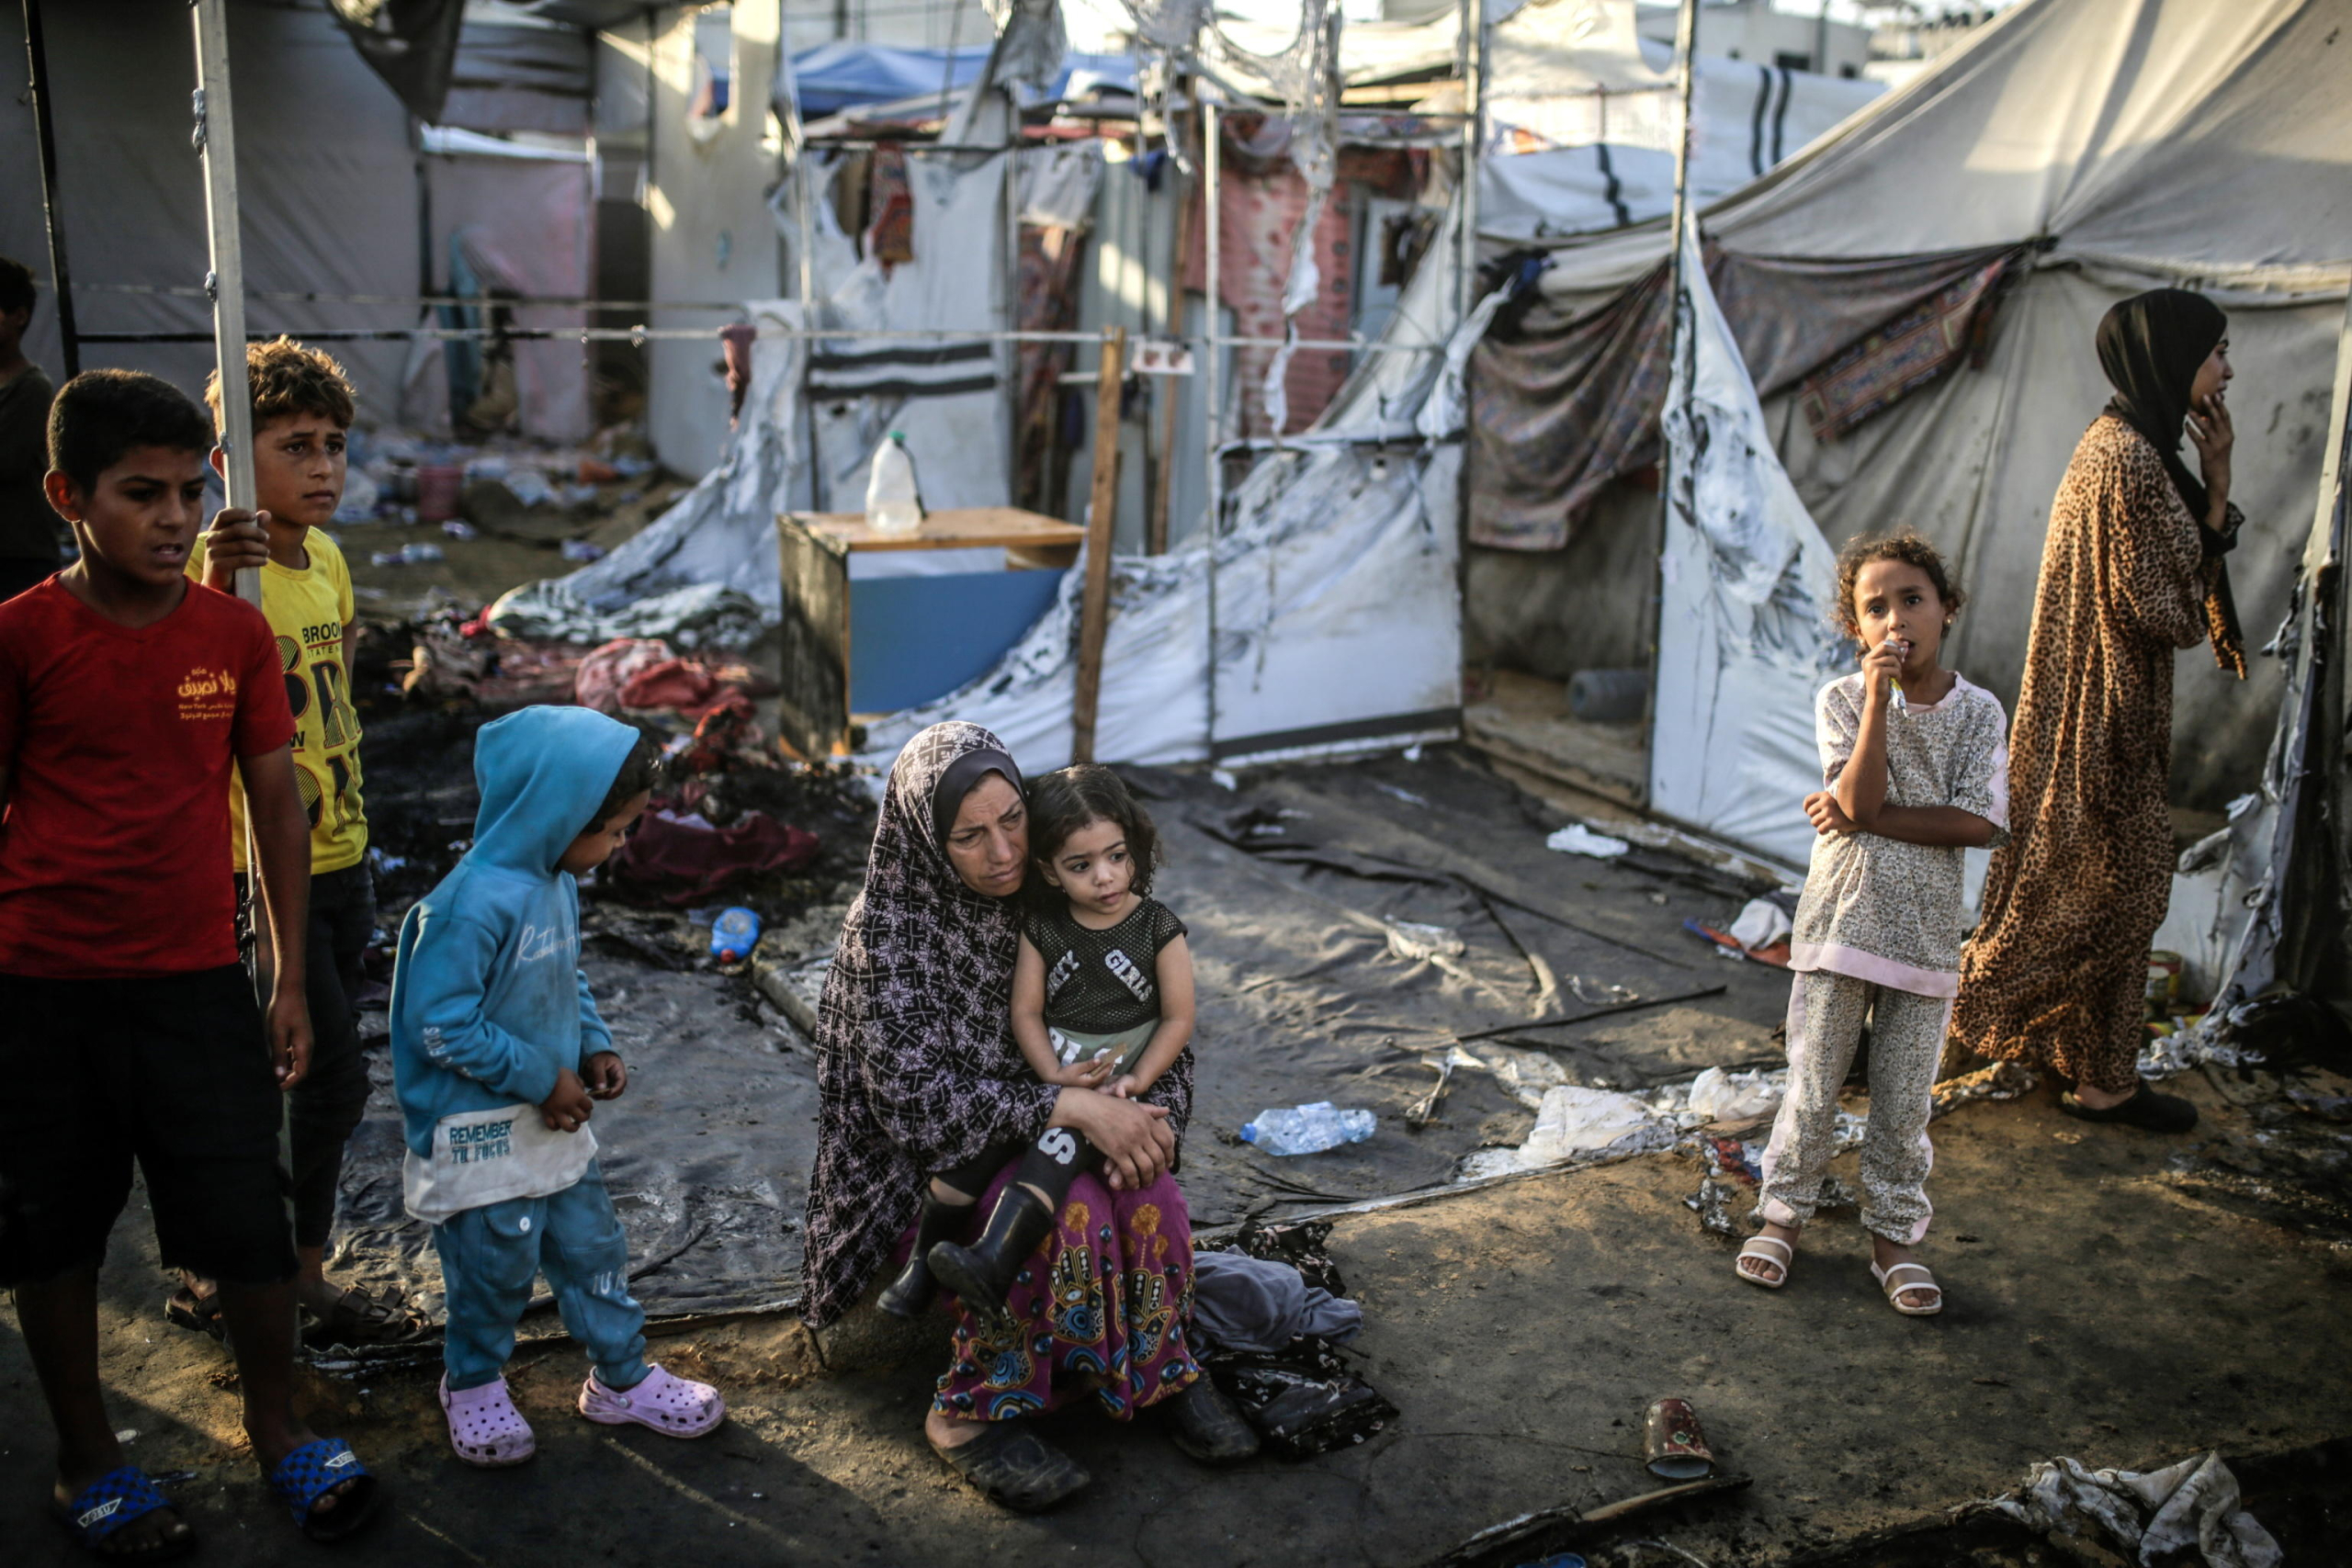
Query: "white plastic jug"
865 431 922 535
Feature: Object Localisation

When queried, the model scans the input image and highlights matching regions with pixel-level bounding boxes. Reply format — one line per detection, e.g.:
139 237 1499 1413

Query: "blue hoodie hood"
469 705 643 874
387 705 639 1162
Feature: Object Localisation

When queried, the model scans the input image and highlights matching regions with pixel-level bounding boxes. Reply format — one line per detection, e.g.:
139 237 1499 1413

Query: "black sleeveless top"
1023 897 1188 1034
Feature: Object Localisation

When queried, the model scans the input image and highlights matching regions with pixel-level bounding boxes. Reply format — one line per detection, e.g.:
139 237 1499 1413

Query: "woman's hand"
1052 1088 1175 1191
2188 389 2233 520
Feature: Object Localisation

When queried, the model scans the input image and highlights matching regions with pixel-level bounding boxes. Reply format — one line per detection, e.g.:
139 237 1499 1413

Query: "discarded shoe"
2059 1083 2198 1133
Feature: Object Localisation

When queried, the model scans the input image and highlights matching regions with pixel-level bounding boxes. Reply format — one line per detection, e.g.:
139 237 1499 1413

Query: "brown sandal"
303 1288 429 1348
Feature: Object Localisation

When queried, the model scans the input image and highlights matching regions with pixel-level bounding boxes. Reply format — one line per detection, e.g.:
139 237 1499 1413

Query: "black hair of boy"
589 732 663 833
1026 764 1161 900
0 256 34 318
49 369 213 494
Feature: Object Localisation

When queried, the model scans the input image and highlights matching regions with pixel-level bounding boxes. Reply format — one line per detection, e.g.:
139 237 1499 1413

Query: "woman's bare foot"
2069 1080 2132 1111
1871 1235 1939 1311
1736 1221 1800 1285
924 1406 989 1452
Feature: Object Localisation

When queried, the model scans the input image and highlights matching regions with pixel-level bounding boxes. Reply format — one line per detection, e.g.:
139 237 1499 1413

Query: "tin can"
1642 1395 1715 1480
2146 951 2184 1018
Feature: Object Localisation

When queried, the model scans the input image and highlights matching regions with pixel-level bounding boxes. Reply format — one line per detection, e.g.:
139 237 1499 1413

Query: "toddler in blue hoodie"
390 706 725 1466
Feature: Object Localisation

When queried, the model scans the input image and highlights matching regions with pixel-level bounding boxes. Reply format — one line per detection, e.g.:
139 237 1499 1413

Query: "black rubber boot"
927 1187 1055 1336
877 1191 972 1318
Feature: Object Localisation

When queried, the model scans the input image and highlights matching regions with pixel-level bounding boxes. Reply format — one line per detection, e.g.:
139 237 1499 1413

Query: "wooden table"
774 507 1085 758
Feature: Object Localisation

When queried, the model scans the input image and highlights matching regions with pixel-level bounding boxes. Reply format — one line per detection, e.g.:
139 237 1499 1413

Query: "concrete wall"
643 0 786 479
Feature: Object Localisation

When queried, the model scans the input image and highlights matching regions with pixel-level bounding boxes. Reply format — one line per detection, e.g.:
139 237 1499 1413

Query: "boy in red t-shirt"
0 370 379 1553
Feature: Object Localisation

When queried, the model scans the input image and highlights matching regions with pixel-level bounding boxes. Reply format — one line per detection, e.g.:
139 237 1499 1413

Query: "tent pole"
191 0 272 984
1453 0 1481 321
1640 0 1700 811
21 0 79 377
1203 89 1222 755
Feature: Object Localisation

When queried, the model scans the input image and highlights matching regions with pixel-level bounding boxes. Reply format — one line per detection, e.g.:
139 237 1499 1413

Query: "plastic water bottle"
1238 1101 1376 1156
865 431 922 535
709 907 762 964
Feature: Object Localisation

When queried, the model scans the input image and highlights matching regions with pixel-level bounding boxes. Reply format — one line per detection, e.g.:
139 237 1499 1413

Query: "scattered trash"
1683 1066 1783 1124
1217 1214 1349 1296
440 519 479 541
1726 897 1792 955
369 541 444 567
1203 1335 1396 1460
1464 1085 1674 1177
1211 768 1239 790
1984 1451 2281 1568
1546 823 1630 858
1373 781 1430 807
1930 1060 2040 1120
1240 1102 1378 1156
1432 1474 1751 1567
1684 1179 1738 1236
709 907 763 964
604 808 820 907
560 539 606 562
1642 1396 1714 1480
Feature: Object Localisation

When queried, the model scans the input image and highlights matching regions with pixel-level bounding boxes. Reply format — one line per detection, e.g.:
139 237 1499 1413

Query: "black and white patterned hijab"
821 721 1026 1068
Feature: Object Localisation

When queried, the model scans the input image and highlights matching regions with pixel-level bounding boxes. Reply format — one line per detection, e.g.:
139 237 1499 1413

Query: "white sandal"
1871 1260 1944 1316
1734 1235 1793 1289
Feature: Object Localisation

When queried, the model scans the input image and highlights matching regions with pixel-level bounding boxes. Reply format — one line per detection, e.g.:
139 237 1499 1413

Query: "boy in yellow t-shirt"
186 338 421 1347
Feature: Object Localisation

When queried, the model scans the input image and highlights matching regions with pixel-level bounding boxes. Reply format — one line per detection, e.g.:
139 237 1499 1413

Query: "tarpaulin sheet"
325 747 1792 1321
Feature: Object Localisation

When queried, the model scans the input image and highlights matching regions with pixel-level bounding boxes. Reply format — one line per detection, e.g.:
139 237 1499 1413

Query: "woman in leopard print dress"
1949 289 2245 1132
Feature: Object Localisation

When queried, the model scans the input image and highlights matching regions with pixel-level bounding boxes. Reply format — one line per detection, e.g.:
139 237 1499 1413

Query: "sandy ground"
5 1066 2346 1567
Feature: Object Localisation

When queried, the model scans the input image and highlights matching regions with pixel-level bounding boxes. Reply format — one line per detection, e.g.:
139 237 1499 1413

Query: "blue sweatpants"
431 1161 650 1393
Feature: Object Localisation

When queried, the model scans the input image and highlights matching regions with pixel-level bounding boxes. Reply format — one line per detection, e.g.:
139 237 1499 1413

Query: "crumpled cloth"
1990 1452 2282 1568
575 638 676 713
488 581 767 653
603 807 819 906
1191 1251 1363 1355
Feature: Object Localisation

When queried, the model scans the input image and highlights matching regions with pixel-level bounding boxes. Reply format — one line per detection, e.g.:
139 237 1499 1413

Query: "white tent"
1475 0 2352 858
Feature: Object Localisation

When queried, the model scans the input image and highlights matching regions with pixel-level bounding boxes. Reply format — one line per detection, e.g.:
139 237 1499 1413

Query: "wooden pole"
1148 84 1195 558
1070 325 1126 763
1639 0 1701 810
21 0 78 378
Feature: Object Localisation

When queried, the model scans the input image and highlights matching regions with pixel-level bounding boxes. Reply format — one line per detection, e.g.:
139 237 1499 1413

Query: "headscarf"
2096 288 2245 675
800 721 1048 1326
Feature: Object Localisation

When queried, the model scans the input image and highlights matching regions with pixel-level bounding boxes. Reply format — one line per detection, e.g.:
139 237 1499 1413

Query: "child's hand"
1860 636 1907 698
1106 1073 1150 1100
540 1067 594 1132
1046 1055 1114 1089
1804 789 1859 837
267 985 313 1090
200 508 273 592
582 1051 628 1100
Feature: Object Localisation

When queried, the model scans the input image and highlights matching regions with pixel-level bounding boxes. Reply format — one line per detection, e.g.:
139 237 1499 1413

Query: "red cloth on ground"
604 807 819 906
574 637 674 713
0 581 294 977
618 657 724 714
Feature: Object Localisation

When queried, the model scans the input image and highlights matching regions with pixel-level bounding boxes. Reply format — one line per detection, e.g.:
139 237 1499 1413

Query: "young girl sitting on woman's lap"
1736 529 2009 1316
877 764 1195 1333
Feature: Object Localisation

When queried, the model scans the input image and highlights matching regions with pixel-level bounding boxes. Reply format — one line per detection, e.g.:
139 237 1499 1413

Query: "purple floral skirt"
921 1164 1203 1422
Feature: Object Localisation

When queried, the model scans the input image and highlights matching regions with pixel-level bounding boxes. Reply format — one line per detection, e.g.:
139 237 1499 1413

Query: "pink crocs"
442 1375 537 1467
577 1364 725 1438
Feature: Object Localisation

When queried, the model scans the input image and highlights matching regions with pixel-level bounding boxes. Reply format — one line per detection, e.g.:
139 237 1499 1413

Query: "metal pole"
1640 0 1701 808
191 0 256 592
21 0 79 377
1454 0 1481 320
1202 89 1222 754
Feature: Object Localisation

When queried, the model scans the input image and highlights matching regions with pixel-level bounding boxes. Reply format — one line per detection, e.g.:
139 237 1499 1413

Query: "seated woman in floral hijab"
799 722 1254 1510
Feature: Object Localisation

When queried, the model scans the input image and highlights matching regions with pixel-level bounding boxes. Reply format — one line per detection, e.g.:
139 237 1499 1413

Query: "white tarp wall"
1476 0 1881 241
1649 220 1843 871
857 187 1468 773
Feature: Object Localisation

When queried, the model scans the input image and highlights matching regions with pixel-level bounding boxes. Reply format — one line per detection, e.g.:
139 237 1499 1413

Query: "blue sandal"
51 1466 193 1561
266 1438 380 1542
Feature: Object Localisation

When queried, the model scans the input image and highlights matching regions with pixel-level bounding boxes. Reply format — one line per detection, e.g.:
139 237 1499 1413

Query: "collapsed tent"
1464 0 2352 865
